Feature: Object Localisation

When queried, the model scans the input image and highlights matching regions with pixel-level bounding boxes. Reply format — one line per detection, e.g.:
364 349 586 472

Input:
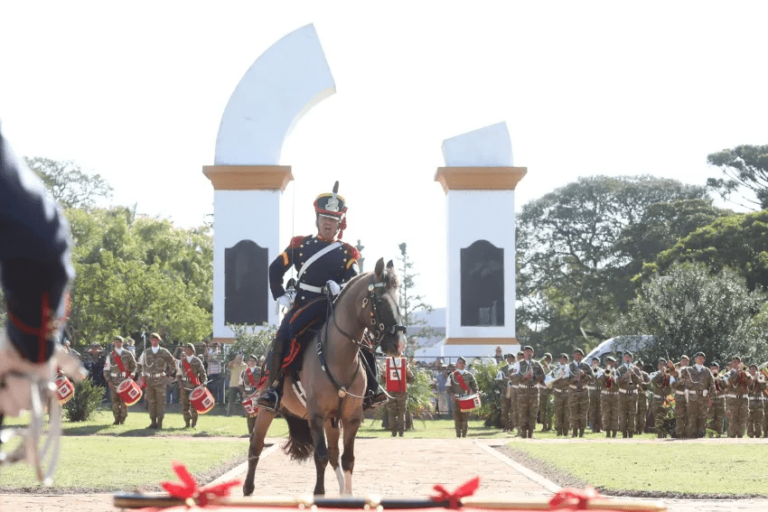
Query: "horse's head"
360 258 405 357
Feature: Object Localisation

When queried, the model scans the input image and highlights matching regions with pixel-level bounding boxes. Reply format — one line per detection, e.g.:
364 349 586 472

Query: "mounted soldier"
258 182 386 412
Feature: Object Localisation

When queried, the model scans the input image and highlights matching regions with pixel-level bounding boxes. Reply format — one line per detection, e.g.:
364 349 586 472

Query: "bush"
226 324 276 363
407 367 436 421
64 378 106 422
470 358 504 427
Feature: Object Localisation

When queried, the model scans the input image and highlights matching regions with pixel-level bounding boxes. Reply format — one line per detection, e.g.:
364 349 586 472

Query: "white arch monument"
203 24 335 344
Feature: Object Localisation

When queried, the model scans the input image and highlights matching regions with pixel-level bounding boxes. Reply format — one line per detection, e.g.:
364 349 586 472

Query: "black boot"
612 430 617 438
257 346 284 412
579 428 585 438
572 428 578 437
606 431 611 438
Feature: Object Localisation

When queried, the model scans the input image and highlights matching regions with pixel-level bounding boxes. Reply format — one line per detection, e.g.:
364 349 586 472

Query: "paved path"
1 438 767 511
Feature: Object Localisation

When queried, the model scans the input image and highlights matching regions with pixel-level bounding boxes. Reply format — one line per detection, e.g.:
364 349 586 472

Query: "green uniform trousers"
452 406 470 437
500 394 512 430
145 379 167 423
387 391 408 435
553 390 569 434
707 397 725 436
180 386 199 423
601 392 619 433
569 390 589 431
539 389 553 430
763 399 768 437
636 392 648 433
686 393 709 438
726 396 748 438
653 399 668 437
510 388 519 431
518 388 539 432
747 396 764 438
618 392 638 434
674 391 687 437
589 390 601 431
109 386 128 422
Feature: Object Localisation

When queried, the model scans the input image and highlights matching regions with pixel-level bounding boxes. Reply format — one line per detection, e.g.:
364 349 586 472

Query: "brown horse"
243 258 405 497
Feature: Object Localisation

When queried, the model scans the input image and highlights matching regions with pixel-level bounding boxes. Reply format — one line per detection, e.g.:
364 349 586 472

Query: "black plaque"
460 240 504 326
225 240 268 325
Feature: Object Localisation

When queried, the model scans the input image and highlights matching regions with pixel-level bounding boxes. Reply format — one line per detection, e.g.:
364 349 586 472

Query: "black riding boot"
256 344 285 412
362 349 387 411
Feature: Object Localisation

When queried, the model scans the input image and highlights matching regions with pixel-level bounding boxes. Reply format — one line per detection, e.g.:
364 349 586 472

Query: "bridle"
332 275 406 348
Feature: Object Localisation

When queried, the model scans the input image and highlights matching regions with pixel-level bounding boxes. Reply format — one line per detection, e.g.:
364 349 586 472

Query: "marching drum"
458 393 482 411
117 378 143 406
55 375 75 405
242 393 258 417
190 385 215 414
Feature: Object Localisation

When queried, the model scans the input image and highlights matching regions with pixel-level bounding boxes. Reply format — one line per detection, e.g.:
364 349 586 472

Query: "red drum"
242 393 258 417
458 393 482 411
55 375 75 405
117 378 143 406
190 385 215 414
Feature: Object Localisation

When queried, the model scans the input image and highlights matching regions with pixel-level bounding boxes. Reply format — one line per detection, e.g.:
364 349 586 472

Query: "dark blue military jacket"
269 235 359 308
0 123 74 363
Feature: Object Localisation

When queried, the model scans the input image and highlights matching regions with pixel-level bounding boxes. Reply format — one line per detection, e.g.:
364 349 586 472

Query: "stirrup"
256 388 280 412
363 391 389 411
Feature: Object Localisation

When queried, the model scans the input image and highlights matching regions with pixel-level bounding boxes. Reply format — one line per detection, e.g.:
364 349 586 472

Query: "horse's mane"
336 266 400 304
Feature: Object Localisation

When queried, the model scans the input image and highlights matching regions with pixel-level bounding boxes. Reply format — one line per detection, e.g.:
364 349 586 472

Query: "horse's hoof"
243 483 255 497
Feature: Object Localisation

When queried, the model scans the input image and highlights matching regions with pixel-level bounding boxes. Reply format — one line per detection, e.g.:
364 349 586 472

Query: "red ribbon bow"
161 462 241 508
549 487 602 510
431 476 480 509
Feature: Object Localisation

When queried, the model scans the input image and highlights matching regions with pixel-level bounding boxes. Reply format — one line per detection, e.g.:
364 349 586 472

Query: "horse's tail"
282 412 314 461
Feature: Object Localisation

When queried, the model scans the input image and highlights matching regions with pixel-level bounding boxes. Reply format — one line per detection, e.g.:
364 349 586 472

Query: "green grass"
508 440 768 496
0 437 247 492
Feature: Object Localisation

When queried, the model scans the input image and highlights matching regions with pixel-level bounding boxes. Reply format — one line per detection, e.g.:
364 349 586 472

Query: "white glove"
325 280 341 296
277 294 293 309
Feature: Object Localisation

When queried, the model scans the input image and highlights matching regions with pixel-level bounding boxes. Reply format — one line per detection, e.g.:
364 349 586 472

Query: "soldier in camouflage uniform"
747 363 766 438
386 352 414 437
588 357 602 434
707 362 726 437
725 355 752 438
600 356 619 438
239 354 262 434
103 336 137 425
178 343 208 429
616 352 639 438
497 353 515 432
651 359 673 438
510 351 524 436
539 353 554 431
684 352 715 438
668 355 689 438
552 354 570 436
512 346 545 438
634 360 650 434
568 348 594 437
447 356 478 437
137 332 177 429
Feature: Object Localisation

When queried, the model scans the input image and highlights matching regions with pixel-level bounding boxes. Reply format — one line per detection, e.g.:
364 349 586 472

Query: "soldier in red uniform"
258 183 385 412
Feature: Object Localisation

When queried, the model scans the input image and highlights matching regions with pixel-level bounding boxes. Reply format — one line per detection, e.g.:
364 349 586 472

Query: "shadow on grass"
62 424 112 436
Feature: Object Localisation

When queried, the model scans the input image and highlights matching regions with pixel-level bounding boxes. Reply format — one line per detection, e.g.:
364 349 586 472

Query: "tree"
226 324 276 364
26 157 112 209
516 175 717 356
396 243 436 354
707 145 768 210
640 209 768 292
610 263 766 365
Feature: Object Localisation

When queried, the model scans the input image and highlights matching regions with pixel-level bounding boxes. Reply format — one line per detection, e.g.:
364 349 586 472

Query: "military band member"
588 357 602 434
447 356 478 438
510 351 524 436
668 355 689 438
568 348 594 437
634 360 650 434
239 354 261 434
616 352 640 438
725 355 752 438
178 343 207 429
103 336 137 425
386 346 414 437
539 353 554 431
708 362 726 437
497 353 515 432
651 359 673 438
684 352 715 438
137 332 176 429
512 346 545 438
747 363 766 438
552 354 571 436
600 356 619 438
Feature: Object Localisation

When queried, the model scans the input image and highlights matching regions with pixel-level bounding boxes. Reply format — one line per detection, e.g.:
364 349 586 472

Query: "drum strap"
113 351 128 376
247 368 257 387
182 359 200 386
455 372 470 394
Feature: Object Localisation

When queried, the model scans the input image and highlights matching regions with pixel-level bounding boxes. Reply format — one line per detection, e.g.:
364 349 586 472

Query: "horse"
243 258 405 497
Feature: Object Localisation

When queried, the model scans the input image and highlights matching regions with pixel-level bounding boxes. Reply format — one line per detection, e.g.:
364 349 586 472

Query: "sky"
1 1 766 309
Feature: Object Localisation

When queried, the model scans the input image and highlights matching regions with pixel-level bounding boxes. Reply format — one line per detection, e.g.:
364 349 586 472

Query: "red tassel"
430 476 480 509
549 487 602 510
160 461 240 507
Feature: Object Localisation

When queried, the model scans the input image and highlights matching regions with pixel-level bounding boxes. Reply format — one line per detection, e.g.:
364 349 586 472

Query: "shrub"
64 378 106 422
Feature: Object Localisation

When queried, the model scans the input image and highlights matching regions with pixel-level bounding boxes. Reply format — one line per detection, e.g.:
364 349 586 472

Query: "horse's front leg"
340 413 362 495
243 410 276 496
309 413 329 496
325 419 344 494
